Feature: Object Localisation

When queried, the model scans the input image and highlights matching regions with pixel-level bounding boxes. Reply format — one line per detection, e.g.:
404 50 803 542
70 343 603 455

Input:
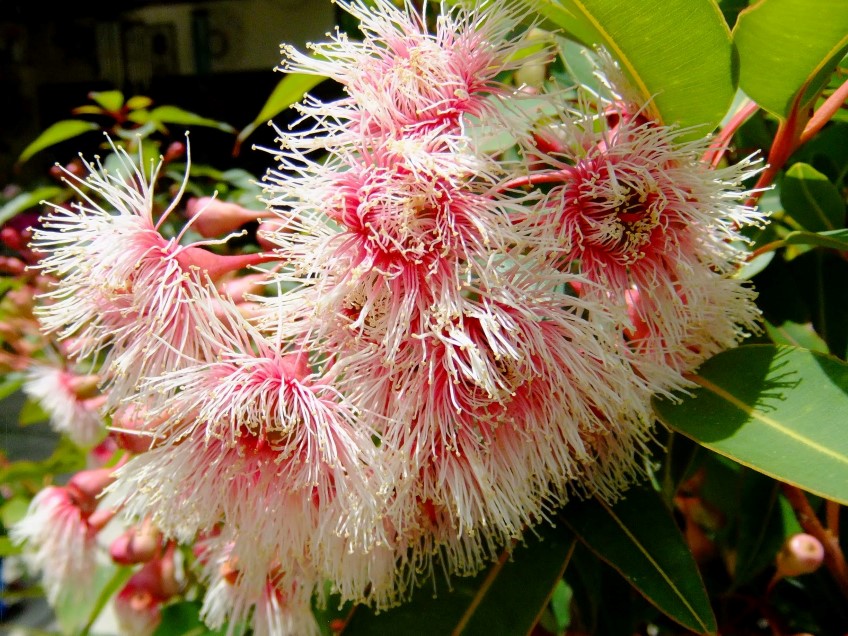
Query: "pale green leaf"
783 228 848 251
531 0 735 136
148 106 236 133
733 0 848 118
653 345 848 505
18 120 100 164
88 90 125 112
0 187 63 226
781 163 845 232
765 320 829 353
236 72 327 149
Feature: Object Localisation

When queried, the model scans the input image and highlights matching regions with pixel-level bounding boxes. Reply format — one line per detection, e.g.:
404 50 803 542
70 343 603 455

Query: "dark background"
0 0 342 187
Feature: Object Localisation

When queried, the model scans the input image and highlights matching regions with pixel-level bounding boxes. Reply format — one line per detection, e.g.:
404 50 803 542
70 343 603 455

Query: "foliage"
1 1 848 635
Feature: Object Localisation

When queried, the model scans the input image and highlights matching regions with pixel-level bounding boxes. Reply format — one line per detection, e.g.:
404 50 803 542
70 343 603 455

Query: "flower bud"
67 467 115 516
185 196 268 238
110 519 162 565
775 533 824 577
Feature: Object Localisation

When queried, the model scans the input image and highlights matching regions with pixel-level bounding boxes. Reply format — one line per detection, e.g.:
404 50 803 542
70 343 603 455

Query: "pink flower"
31 137 275 407
281 0 536 139
534 94 764 377
11 486 99 605
23 363 105 446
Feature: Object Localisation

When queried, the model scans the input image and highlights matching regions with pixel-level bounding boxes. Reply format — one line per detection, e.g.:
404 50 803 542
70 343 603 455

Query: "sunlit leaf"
734 0 848 118
341 522 576 635
126 95 154 111
0 535 23 556
0 187 63 227
148 106 236 133
560 485 717 634
783 228 848 251
765 320 829 353
18 397 49 426
529 0 735 137
780 163 845 232
88 90 125 112
236 71 327 150
18 120 100 164
654 345 848 505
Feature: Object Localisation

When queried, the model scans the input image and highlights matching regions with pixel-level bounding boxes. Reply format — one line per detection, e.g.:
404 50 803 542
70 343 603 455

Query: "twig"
780 483 848 599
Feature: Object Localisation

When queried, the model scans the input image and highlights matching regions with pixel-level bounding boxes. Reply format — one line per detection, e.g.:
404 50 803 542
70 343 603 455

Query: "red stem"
780 483 848 599
799 77 848 145
704 99 760 168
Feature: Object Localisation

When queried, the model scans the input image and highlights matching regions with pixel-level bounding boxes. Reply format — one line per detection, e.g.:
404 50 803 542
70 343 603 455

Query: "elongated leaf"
236 72 327 149
153 601 227 636
147 106 236 133
0 187 63 227
765 320 829 353
341 522 576 635
781 163 845 232
732 470 801 585
560 486 716 634
88 90 125 112
531 0 734 136
653 344 848 505
18 120 99 164
734 0 848 118
784 228 848 251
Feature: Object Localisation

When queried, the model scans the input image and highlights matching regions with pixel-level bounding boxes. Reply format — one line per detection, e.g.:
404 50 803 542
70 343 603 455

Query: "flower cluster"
13 1 762 634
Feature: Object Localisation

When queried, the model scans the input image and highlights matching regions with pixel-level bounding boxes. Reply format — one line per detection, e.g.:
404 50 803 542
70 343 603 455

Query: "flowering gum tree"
10 0 848 634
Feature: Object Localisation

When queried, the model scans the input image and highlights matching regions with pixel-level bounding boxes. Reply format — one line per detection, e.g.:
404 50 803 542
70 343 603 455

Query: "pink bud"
67 467 115 515
185 196 269 238
174 245 276 281
110 519 162 565
256 219 288 250
217 272 267 303
776 533 825 577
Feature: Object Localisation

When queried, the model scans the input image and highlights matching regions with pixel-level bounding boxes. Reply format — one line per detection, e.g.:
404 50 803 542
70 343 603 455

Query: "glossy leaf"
236 71 327 150
341 522 576 635
146 106 236 133
653 344 848 505
783 228 848 251
17 120 99 164
153 601 226 636
88 89 125 112
531 0 735 136
734 0 848 118
560 485 717 634
780 163 845 232
0 186 63 226
765 320 829 353
732 470 801 585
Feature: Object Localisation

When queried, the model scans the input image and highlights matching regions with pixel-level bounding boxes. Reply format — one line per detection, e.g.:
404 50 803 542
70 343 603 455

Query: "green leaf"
0 187 63 227
781 163 845 232
18 120 100 164
78 565 134 636
147 106 236 133
0 374 24 402
733 0 848 118
342 522 576 635
236 71 327 150
653 344 848 505
0 535 23 556
0 496 29 528
152 601 228 636
126 95 154 111
765 320 829 353
783 228 848 251
732 470 801 585
88 90 125 112
560 485 717 635
531 0 735 136
18 397 49 426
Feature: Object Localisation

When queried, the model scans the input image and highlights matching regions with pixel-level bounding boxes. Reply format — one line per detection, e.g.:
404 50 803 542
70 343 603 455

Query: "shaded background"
0 0 339 186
